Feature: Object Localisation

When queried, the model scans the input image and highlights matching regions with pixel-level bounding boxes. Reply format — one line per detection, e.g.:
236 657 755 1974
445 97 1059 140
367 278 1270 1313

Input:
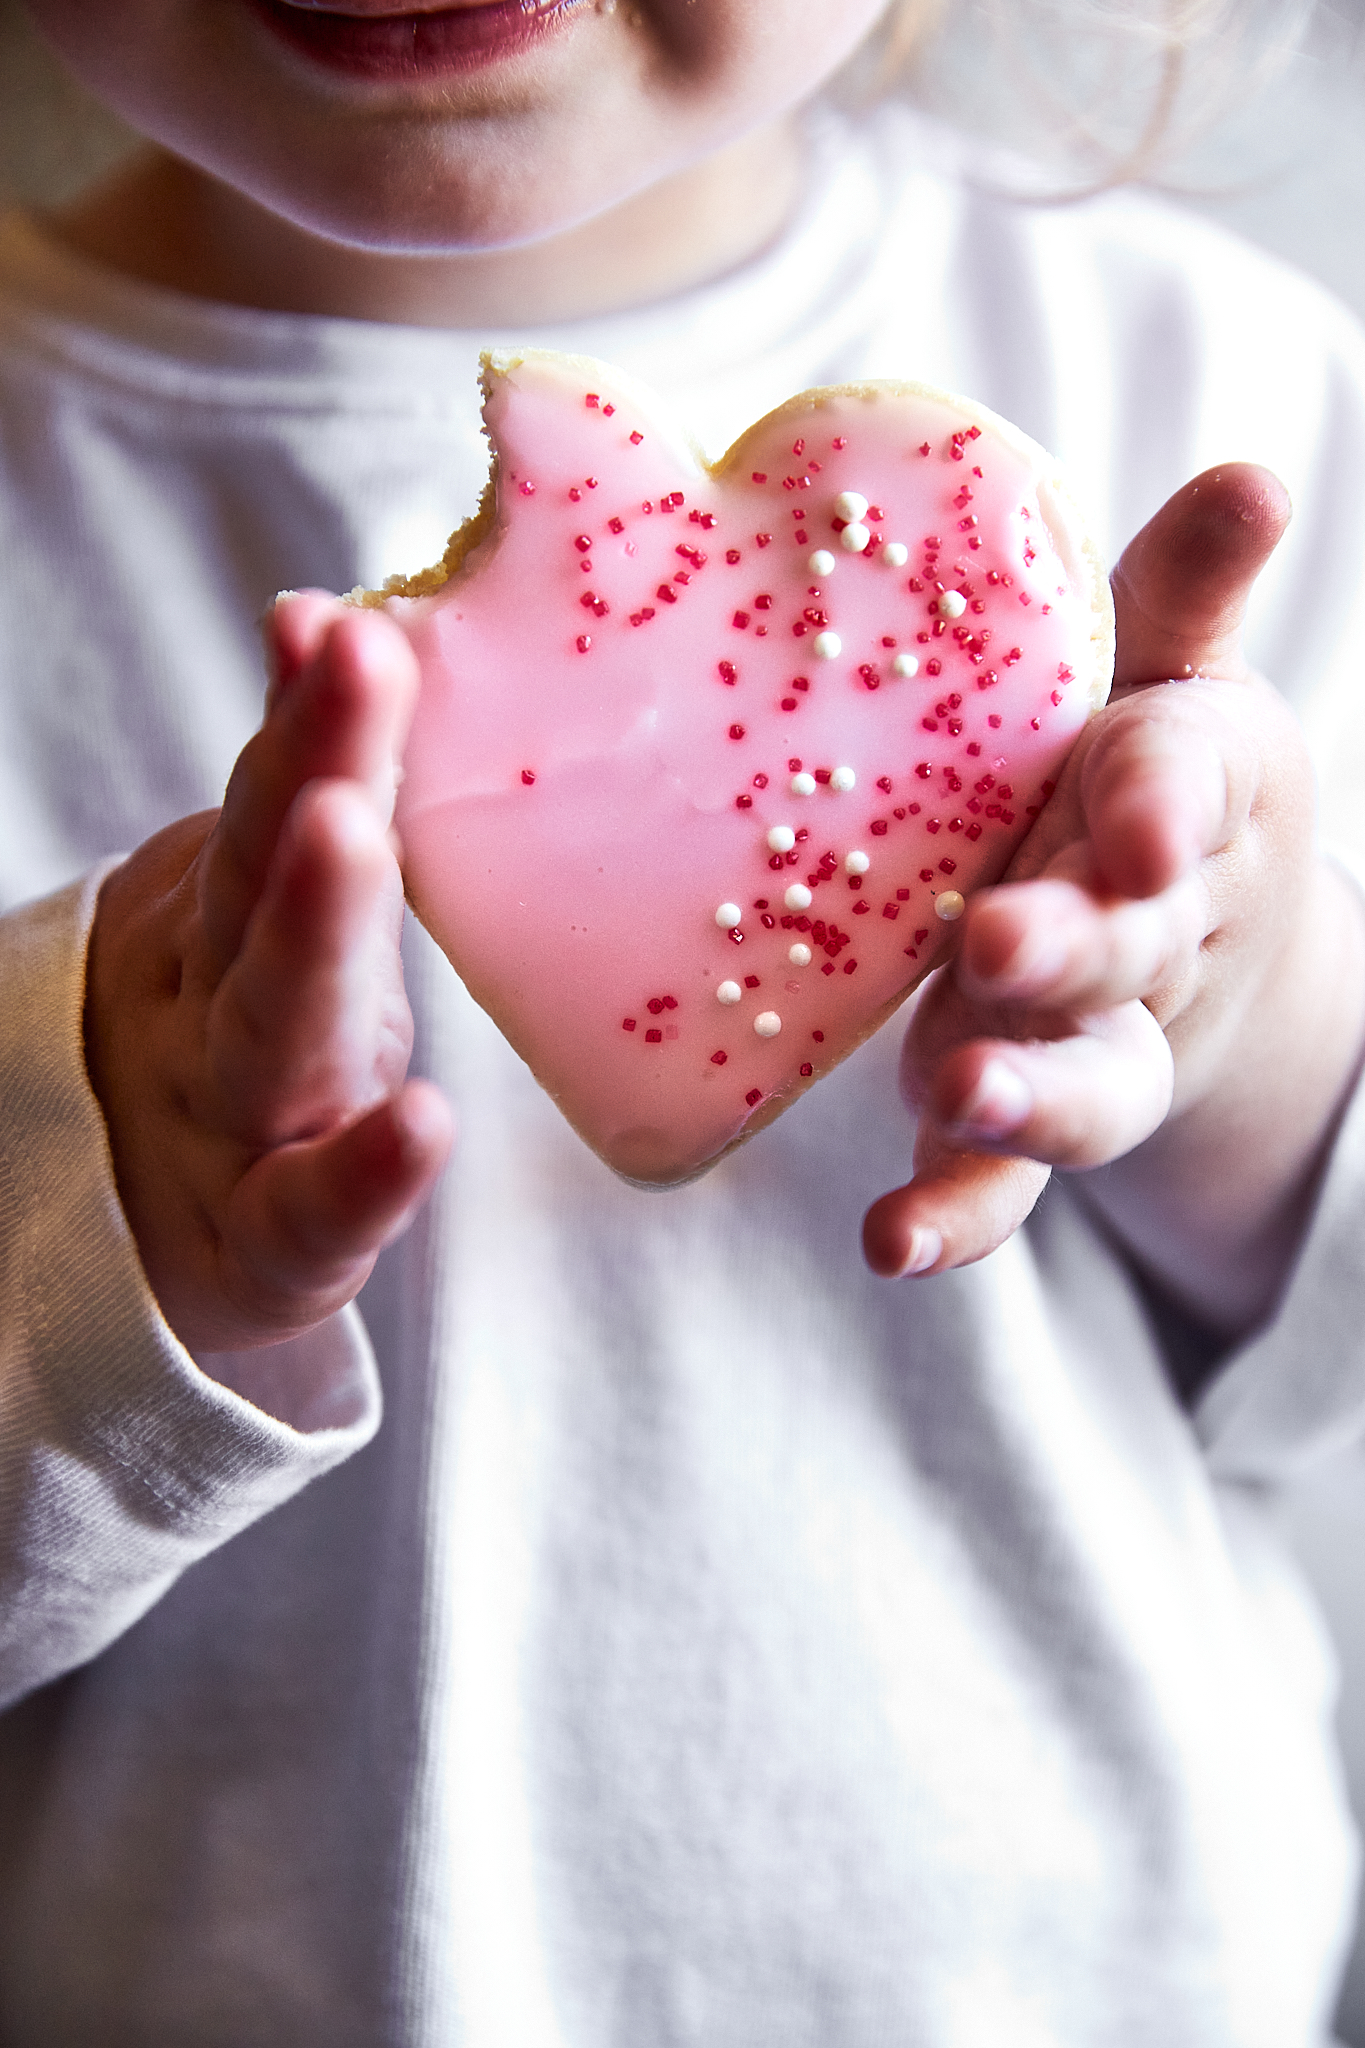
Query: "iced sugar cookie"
365 351 1113 1186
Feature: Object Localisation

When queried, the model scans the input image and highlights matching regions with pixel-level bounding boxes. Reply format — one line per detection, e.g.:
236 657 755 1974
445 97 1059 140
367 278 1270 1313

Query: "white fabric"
1 104 1364 2045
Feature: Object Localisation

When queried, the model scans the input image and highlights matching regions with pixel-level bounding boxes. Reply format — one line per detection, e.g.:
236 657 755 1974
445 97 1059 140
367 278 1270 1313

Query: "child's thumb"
1110 463 1291 692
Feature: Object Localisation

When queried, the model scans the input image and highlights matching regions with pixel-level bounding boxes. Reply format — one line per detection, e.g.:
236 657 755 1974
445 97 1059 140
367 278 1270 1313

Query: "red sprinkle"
726 548 742 564
574 534 592 553
711 1051 728 1066
800 1063 814 1078
585 393 600 408
752 472 768 485
728 723 745 740
623 1018 636 1031
646 1029 662 1043
630 431 644 445
602 404 616 417
609 517 624 534
812 1030 825 1042
843 959 858 975
719 660 738 685
735 794 753 810
576 635 591 653
746 1088 763 1106
733 612 751 630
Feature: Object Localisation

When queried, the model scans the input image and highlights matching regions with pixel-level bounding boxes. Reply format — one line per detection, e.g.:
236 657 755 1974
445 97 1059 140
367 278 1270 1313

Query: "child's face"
24 0 891 252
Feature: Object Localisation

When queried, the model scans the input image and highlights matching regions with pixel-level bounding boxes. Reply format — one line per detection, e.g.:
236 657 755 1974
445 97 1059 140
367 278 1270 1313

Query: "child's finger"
216 1081 454 1338
862 998 1173 1277
200 608 419 973
1079 689 1257 901
1110 462 1290 692
208 778 408 1145
263 590 341 713
957 873 1207 1014
862 1145 1051 1279
928 1001 1175 1167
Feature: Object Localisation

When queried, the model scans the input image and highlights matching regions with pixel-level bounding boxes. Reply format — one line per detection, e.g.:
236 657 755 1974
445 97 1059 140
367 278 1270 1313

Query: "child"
3 0 1365 2038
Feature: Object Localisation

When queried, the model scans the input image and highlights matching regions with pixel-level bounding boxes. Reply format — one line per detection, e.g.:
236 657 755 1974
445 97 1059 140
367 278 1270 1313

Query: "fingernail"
901 1225 943 1276
978 930 1067 994
949 1058 1033 1141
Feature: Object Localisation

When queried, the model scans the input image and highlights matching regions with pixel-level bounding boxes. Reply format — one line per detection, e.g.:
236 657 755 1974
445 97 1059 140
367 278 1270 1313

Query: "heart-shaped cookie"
366 351 1113 1185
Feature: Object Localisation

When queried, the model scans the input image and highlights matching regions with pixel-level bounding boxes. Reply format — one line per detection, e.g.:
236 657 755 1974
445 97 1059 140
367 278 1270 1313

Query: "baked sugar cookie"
363 352 1112 1185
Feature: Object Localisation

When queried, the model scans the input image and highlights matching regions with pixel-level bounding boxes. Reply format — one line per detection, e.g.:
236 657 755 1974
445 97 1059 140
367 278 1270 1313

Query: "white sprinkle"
936 589 967 620
830 765 856 793
935 891 966 921
844 850 870 875
754 1011 783 1038
788 943 813 967
881 541 909 568
717 980 743 1004
834 490 869 523
892 652 920 679
790 771 817 796
812 632 842 661
840 523 871 554
766 825 796 853
715 902 742 929
807 549 836 576
785 883 813 911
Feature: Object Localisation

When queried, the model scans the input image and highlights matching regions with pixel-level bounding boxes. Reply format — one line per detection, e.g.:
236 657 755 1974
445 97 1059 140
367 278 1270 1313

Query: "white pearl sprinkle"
834 490 869 523
790 771 817 796
788 943 813 967
840 522 871 554
717 980 743 1004
715 902 742 929
936 589 967 620
784 883 813 911
807 549 836 576
754 1011 783 1038
766 825 796 853
881 541 909 568
892 651 920 679
844 850 870 875
812 632 842 661
935 891 966 921
830 765 856 793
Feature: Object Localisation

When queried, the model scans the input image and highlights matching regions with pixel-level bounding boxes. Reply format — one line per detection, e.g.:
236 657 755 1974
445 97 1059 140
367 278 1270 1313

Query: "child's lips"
248 0 591 80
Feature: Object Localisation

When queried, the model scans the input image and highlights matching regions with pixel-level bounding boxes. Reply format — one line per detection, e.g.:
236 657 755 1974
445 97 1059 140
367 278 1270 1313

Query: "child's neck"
45 122 801 329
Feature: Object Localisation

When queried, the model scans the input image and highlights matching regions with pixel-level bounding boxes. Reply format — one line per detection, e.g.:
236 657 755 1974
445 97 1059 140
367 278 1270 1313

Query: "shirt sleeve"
0 867 382 1709
1196 936 1365 1484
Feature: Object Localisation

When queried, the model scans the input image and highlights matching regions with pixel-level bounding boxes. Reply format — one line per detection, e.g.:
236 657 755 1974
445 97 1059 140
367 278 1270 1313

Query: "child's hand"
84 597 454 1355
863 466 1365 1339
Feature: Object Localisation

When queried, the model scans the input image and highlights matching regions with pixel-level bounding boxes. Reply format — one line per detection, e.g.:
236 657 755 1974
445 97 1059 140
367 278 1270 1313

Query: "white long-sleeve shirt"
4 105 1365 2045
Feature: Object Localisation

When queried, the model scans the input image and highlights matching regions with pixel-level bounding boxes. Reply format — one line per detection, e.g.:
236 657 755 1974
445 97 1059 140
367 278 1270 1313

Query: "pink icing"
390 352 1112 1185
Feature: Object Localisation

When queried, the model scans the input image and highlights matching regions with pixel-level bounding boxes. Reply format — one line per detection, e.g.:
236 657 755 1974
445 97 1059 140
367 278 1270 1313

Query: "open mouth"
248 0 591 81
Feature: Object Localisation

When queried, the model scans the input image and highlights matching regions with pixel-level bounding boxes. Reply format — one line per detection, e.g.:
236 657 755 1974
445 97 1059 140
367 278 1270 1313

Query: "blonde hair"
853 0 1311 190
